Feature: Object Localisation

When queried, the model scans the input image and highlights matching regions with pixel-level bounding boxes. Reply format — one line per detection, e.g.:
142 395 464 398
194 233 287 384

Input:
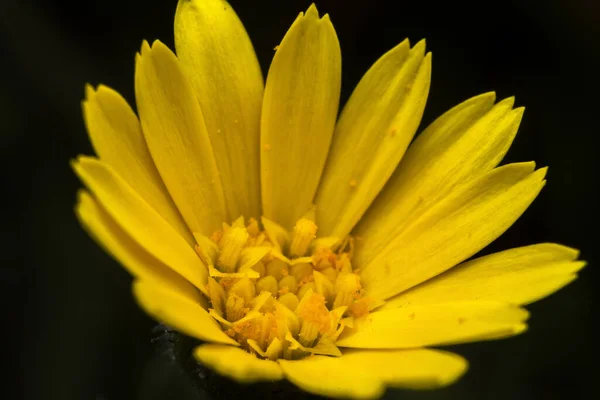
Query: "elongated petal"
281 354 382 399
384 243 585 309
315 41 431 238
356 94 523 266
261 4 341 229
335 301 528 349
72 156 208 293
175 0 263 220
360 162 547 300
82 85 193 244
133 281 238 346
194 344 283 383
135 40 226 235
280 349 467 399
76 190 200 301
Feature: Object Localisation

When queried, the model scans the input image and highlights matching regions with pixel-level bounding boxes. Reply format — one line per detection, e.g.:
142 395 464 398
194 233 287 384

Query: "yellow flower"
72 1 585 398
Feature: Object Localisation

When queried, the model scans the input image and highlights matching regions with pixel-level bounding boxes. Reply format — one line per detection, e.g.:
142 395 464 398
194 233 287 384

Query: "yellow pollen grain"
349 178 358 188
210 230 223 243
312 247 336 270
278 286 290 295
263 143 272 151
298 272 315 287
349 297 370 318
219 277 236 291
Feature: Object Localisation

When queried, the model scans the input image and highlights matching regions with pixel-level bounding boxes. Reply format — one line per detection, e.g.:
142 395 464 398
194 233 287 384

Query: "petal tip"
497 96 516 109
84 83 96 99
306 3 319 18
412 39 427 53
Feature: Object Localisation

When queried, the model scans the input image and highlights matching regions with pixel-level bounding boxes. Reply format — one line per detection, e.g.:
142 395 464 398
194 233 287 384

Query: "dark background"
2 0 598 399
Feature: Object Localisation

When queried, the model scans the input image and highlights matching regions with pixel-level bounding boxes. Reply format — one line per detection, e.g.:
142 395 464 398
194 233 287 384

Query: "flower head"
73 0 584 398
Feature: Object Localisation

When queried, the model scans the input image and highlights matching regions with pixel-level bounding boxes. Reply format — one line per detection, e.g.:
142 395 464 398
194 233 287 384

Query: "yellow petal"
76 190 200 302
335 301 528 349
279 348 467 399
360 162 546 300
82 85 193 244
338 349 467 390
72 156 208 294
356 94 523 266
261 4 341 229
280 355 383 399
174 0 263 219
384 243 585 309
194 344 283 383
135 40 226 235
315 41 431 238
133 280 237 345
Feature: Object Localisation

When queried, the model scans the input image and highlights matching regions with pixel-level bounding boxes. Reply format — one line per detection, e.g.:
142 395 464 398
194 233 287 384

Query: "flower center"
194 216 373 360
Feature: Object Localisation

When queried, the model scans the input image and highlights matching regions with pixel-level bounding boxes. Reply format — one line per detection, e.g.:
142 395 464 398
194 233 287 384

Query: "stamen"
229 277 256 303
289 218 318 257
296 291 331 346
225 294 247 322
200 216 371 361
217 227 248 272
333 273 362 309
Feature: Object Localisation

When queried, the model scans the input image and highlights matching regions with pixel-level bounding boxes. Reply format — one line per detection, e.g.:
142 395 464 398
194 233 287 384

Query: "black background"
2 0 598 399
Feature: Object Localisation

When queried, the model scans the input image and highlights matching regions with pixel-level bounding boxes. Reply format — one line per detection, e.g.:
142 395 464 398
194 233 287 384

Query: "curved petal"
194 344 283 383
359 162 547 301
383 243 585 310
135 40 226 235
76 190 200 302
335 301 528 349
281 355 382 399
82 85 193 244
315 40 431 239
72 156 208 294
261 4 341 229
279 348 467 399
133 281 238 346
175 0 263 220
356 94 523 266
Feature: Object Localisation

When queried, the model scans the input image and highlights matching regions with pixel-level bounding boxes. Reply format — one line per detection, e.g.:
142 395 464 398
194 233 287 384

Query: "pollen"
196 216 372 360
